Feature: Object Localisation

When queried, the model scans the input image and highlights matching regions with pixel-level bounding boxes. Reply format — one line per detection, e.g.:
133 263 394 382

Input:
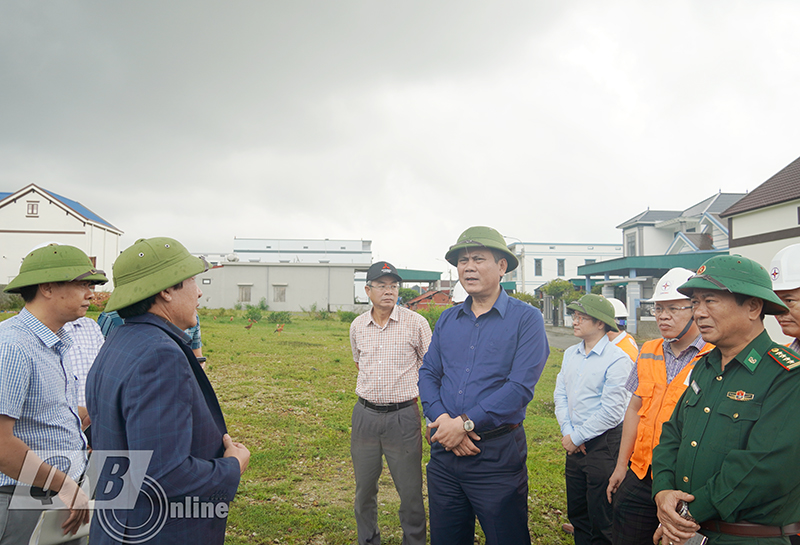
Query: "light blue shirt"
0 309 88 486
554 334 632 446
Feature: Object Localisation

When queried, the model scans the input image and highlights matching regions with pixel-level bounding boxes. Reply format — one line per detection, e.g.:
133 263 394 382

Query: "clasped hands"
561 434 586 455
427 414 481 457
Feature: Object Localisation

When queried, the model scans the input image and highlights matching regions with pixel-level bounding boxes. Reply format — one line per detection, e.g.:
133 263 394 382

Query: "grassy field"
0 310 573 544
197 312 572 545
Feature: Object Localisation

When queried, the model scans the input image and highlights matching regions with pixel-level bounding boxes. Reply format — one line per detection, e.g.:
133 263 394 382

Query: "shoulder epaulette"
768 345 800 371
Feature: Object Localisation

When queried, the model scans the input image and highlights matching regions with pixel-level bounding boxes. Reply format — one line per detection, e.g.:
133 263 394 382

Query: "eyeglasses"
651 305 692 317
367 283 400 293
571 312 591 324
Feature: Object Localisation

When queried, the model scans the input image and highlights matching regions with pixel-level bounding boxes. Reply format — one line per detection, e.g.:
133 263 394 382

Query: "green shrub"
258 297 269 311
0 290 23 311
245 307 263 322
415 303 452 330
511 292 540 309
337 310 358 324
233 302 243 311
266 311 292 324
301 302 332 320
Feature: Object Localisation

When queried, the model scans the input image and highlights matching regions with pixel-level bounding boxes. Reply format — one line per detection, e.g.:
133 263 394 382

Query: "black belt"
477 423 520 441
358 397 417 413
700 520 800 537
0 484 54 497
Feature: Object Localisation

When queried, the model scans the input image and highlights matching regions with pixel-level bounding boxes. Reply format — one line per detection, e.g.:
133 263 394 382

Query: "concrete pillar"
601 285 615 299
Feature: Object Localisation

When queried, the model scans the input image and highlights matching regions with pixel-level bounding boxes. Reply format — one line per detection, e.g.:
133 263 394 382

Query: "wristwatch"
460 414 474 432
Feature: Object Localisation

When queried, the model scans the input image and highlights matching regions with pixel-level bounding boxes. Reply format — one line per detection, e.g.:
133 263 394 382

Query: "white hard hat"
647 268 695 302
770 243 800 291
606 297 628 318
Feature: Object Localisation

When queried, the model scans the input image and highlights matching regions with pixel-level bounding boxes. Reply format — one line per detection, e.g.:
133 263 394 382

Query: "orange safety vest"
612 331 640 363
629 338 714 479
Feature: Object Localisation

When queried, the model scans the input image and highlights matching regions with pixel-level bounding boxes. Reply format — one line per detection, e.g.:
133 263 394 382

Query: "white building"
504 242 623 294
231 238 372 264
719 155 800 343
618 192 745 257
0 184 122 286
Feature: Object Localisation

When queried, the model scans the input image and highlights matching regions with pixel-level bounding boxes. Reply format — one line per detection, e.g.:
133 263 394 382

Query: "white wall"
728 201 800 345
506 242 623 293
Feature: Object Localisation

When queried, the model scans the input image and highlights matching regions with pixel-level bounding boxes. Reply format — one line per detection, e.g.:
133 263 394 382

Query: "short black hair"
118 294 157 319
18 285 38 303
117 281 185 319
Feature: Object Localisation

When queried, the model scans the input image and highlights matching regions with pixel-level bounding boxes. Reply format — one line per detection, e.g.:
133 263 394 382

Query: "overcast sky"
2 1 800 275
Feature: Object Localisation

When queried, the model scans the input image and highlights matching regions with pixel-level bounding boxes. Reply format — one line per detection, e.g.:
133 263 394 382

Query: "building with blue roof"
0 184 122 286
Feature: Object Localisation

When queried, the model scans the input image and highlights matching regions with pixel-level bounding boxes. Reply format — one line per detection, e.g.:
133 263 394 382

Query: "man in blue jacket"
87 237 249 544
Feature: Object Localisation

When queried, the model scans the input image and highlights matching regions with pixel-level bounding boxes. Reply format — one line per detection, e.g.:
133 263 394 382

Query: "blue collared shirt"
554 335 632 446
418 290 550 431
0 309 87 486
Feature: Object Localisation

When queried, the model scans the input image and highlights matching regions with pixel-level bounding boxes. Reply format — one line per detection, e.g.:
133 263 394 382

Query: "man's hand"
451 432 481 457
223 434 251 475
57 476 90 535
561 434 585 455
607 465 627 503
428 414 467 450
654 490 699 543
652 524 663 545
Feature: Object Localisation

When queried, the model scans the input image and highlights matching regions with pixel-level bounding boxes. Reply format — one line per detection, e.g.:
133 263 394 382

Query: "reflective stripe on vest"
629 338 714 480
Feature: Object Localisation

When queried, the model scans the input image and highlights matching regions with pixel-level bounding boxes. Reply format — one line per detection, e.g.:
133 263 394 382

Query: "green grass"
200 314 571 545
0 311 572 544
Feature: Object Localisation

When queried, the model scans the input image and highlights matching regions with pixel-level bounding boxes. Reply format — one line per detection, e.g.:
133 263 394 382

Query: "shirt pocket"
710 399 762 453
636 382 656 416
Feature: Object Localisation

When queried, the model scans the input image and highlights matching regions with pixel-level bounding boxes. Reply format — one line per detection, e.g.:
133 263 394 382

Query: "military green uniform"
652 331 800 544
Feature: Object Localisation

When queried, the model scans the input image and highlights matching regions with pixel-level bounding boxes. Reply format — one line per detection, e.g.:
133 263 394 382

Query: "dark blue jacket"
86 313 240 544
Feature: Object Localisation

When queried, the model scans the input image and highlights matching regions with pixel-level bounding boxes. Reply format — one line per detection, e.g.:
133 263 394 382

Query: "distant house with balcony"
577 192 745 335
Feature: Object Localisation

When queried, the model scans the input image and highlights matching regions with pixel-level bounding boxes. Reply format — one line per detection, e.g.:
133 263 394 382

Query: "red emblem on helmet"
697 265 706 275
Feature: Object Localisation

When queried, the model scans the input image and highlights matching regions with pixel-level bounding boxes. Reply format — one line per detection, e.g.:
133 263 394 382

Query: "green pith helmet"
677 254 788 315
567 294 619 332
4 244 107 293
105 237 208 312
444 226 519 272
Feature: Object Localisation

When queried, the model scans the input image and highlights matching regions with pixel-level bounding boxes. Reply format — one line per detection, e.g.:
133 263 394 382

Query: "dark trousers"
612 468 659 545
565 424 622 545
350 401 426 545
427 426 530 545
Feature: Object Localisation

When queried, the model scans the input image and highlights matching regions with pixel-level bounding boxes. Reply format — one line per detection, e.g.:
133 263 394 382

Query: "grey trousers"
350 401 426 545
0 493 87 545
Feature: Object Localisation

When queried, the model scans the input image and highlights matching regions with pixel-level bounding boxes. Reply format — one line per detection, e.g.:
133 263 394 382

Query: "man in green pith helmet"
554 293 633 545
0 243 107 544
651 254 800 545
419 226 550 545
86 237 250 545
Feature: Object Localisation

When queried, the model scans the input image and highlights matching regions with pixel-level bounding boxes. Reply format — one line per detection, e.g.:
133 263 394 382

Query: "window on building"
202 278 211 285
534 259 542 276
238 285 251 303
626 233 636 256
557 259 565 276
273 285 286 303
585 259 596 265
26 201 39 217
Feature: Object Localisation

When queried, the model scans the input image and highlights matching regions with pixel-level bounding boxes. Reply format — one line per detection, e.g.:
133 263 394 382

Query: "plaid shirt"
626 334 707 394
0 309 87 486
350 305 432 404
63 317 105 407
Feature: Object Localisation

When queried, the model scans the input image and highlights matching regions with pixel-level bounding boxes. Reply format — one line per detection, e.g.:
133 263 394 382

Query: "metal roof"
396 268 442 282
576 251 728 277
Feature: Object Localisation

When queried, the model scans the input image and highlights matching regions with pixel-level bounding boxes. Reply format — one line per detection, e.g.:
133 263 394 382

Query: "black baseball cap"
366 261 402 283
